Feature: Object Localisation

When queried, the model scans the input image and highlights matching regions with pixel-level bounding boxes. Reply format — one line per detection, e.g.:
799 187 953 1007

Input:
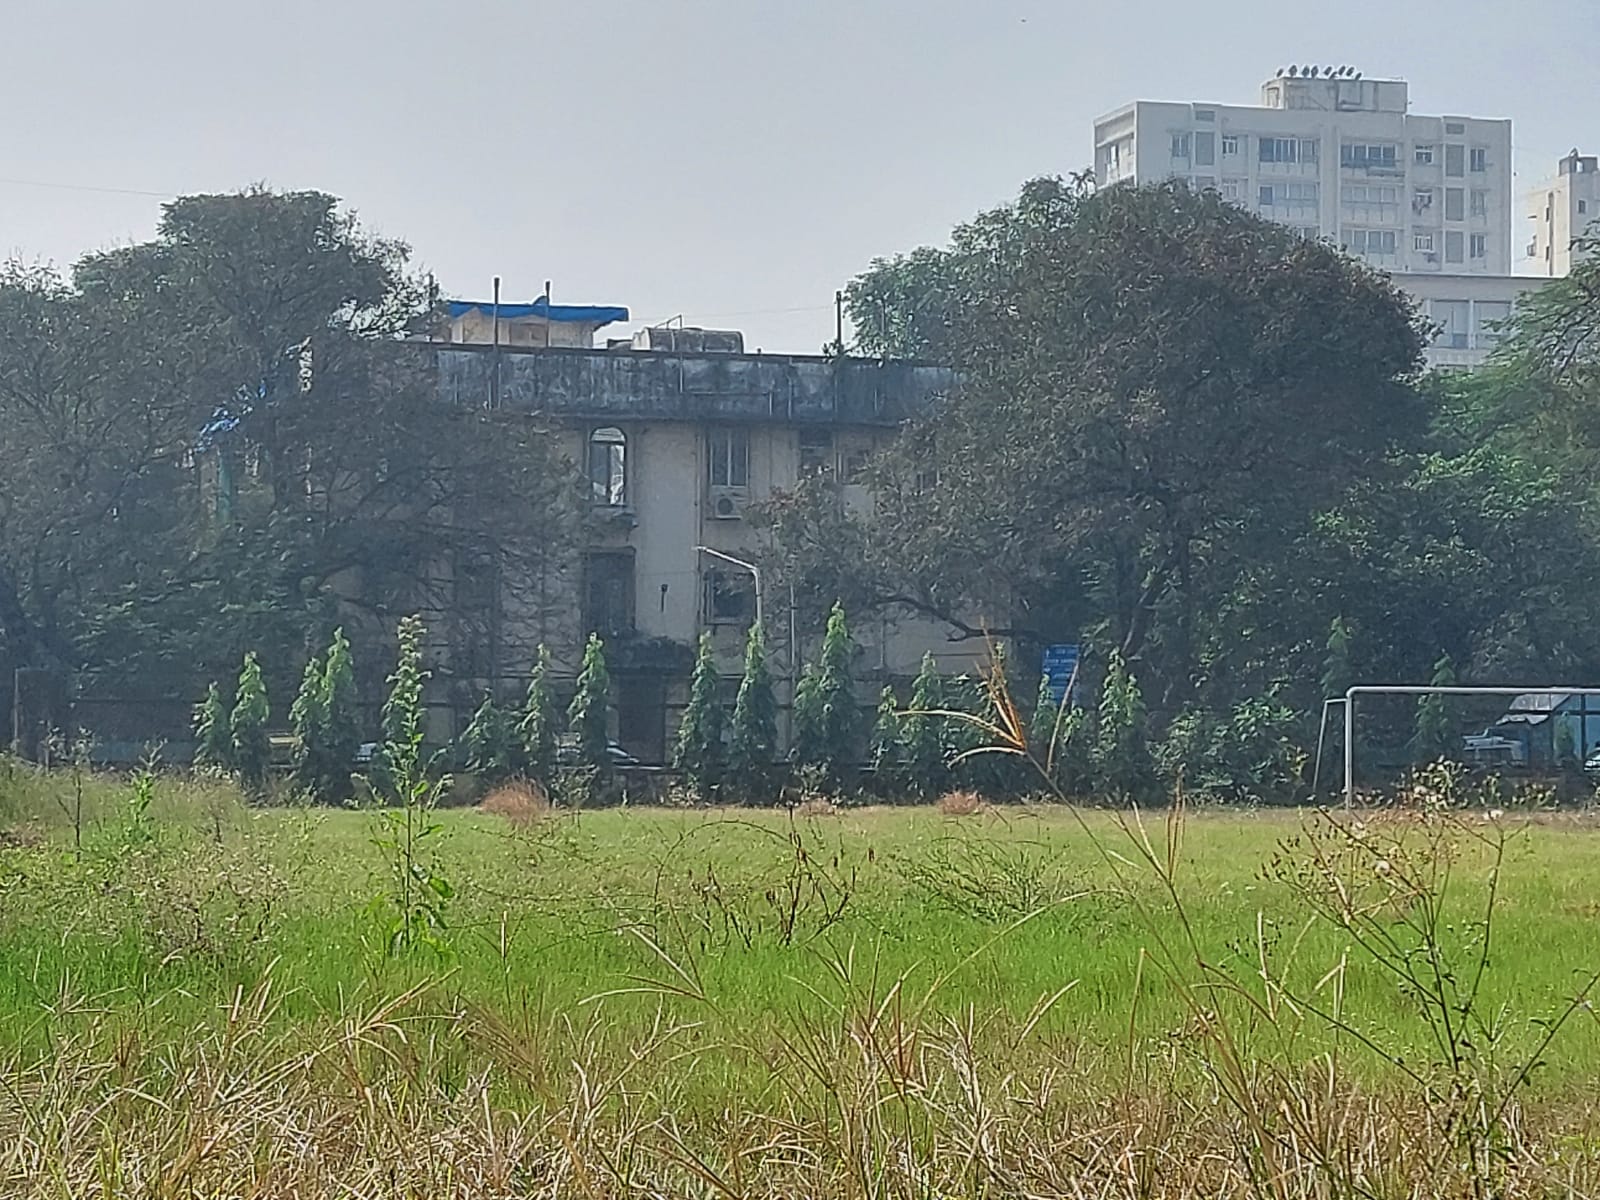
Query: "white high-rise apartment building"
1094 69 1514 276
1521 150 1600 277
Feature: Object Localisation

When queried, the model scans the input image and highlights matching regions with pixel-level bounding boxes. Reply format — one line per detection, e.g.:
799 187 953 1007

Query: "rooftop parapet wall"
433 343 954 427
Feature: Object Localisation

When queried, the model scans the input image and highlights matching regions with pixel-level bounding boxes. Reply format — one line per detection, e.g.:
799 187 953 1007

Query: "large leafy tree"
0 188 581 741
767 178 1427 721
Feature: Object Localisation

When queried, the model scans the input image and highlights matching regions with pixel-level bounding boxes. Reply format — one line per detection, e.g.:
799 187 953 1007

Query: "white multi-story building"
1094 69 1514 276
1521 149 1600 278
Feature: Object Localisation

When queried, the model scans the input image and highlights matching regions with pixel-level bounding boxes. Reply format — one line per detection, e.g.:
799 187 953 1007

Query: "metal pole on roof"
544 280 552 348
491 275 501 410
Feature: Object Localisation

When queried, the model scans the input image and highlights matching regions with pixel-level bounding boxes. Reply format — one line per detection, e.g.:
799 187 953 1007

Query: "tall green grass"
1 760 1599 1195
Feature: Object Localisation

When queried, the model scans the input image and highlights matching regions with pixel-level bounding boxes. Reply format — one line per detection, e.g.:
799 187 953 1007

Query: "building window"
1194 108 1215 122
583 551 635 639
842 448 872 483
1194 131 1215 166
1413 188 1434 212
1170 132 1191 159
798 428 833 477
704 569 754 626
1220 177 1246 200
706 429 750 489
1341 142 1398 169
1262 180 1319 211
1194 175 1216 191
1259 136 1300 163
1445 230 1464 263
1413 232 1435 253
1415 144 1435 165
1429 299 1470 348
1344 228 1397 257
1581 199 1589 214
1300 138 1320 163
1470 233 1487 259
1470 189 1488 218
1470 147 1488 173
1295 226 1321 240
587 426 627 506
1445 144 1465 177
1476 300 1512 347
1221 135 1239 156
1445 121 1466 135
1445 188 1465 222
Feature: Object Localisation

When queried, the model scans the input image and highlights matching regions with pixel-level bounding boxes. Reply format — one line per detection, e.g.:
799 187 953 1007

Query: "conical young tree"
1321 616 1355 702
517 644 560 785
903 652 948 800
1092 649 1150 799
230 651 271 790
460 693 516 782
320 627 360 799
673 632 725 799
868 685 905 797
791 661 825 770
288 652 327 796
192 681 231 772
1412 654 1457 763
1030 673 1088 796
811 601 857 789
376 615 428 801
567 634 612 769
729 623 778 801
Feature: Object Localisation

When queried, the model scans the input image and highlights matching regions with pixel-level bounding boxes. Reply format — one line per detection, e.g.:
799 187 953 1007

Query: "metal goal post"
1322 686 1600 807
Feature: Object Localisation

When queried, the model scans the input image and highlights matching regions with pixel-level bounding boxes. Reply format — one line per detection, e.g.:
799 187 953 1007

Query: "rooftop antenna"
1287 64 1298 77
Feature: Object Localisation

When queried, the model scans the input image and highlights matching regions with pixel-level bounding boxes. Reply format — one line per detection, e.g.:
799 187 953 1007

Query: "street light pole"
694 545 763 631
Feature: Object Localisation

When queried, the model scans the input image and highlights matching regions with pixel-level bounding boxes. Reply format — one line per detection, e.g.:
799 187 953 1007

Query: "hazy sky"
3 0 1595 352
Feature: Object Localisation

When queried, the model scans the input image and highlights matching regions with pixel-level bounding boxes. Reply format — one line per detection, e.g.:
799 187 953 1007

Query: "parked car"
556 736 640 767
1463 730 1524 766
1584 748 1600 778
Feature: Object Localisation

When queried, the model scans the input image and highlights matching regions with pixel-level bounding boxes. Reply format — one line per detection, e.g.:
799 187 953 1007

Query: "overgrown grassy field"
3 761 1600 1197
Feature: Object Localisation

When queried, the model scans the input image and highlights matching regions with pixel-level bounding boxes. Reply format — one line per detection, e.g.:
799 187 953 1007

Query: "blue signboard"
1041 644 1080 706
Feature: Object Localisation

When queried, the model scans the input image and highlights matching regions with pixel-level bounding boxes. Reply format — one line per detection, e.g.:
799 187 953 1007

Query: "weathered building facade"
431 329 979 763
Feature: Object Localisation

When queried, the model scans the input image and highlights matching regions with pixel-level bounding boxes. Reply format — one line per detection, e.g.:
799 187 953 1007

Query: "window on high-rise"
1445 144 1465 177
1430 299 1470 348
1170 132 1191 159
1445 231 1465 263
1445 188 1465 221
1341 142 1398 169
1470 233 1487 259
1221 135 1239 156
1194 131 1215 166
1414 144 1435 165
1470 190 1488 218
1470 147 1488 173
1259 137 1299 163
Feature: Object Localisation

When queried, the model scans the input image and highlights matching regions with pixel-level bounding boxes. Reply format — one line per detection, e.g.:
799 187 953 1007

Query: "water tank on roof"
631 326 745 354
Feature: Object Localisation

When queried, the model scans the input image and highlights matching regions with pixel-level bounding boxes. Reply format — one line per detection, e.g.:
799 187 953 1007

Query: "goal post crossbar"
1330 686 1600 806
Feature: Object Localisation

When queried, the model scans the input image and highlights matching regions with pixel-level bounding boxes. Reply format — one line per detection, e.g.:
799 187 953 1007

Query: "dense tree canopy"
767 180 1600 774
0 188 582 732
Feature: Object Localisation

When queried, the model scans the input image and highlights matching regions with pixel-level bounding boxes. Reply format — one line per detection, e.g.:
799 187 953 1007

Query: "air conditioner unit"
707 486 747 520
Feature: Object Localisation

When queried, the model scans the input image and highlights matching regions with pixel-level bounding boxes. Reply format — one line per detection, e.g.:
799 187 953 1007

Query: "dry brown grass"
937 788 984 816
479 780 550 828
3 975 1596 1199
794 796 838 818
